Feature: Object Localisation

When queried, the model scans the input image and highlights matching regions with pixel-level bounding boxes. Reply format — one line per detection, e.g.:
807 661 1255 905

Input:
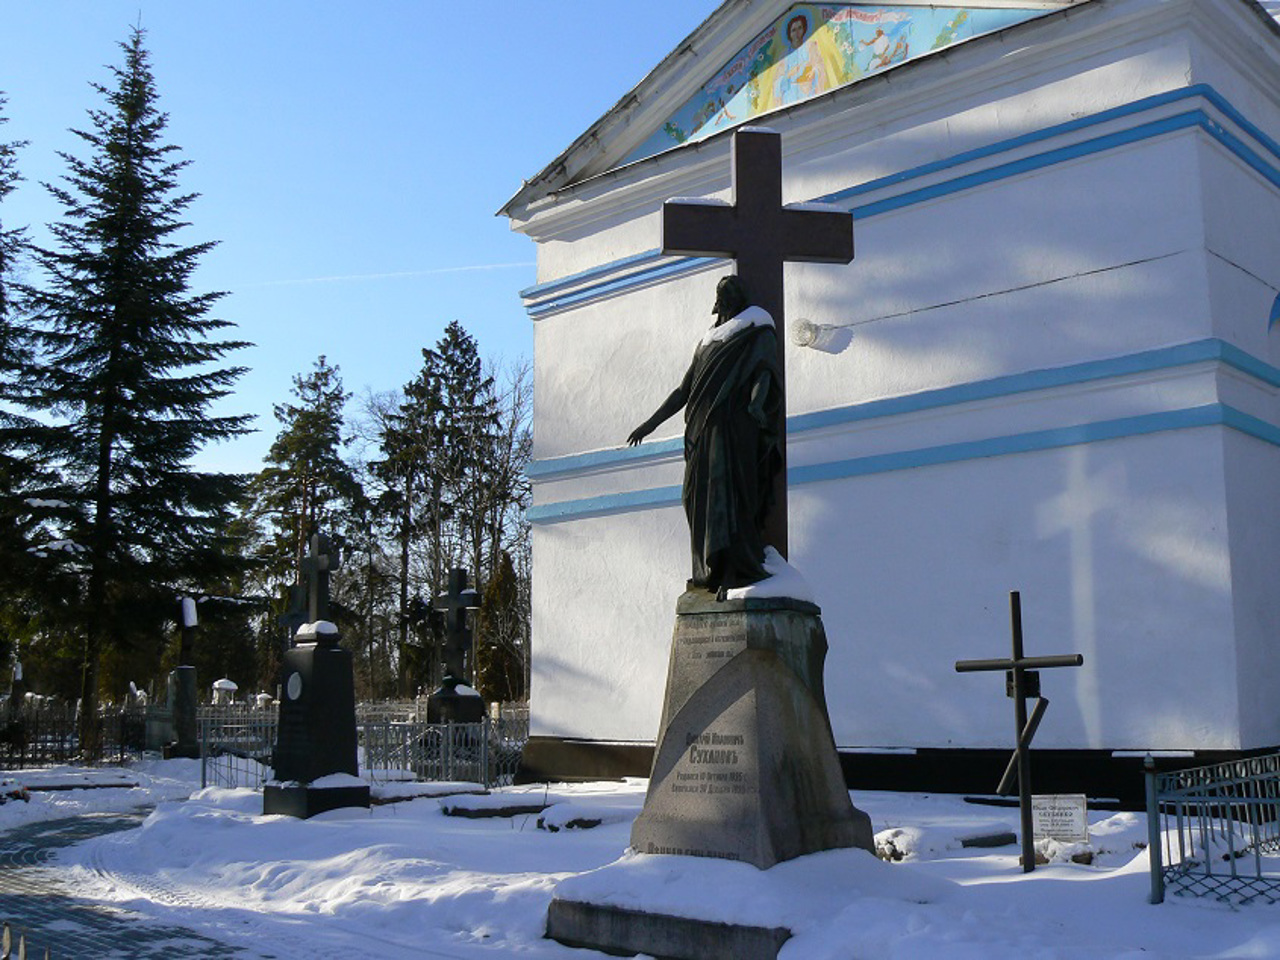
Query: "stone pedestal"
163 666 198 760
630 590 872 867
547 590 873 959
426 678 485 724
263 625 369 818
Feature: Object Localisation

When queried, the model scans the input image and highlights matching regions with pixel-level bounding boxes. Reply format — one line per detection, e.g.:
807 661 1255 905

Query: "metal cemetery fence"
0 702 146 770
1146 753 1280 904
359 716 528 787
199 705 277 789
199 704 529 792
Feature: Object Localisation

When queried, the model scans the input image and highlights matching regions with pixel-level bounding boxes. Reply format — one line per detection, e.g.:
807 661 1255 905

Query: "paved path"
0 809 485 960
0 809 260 959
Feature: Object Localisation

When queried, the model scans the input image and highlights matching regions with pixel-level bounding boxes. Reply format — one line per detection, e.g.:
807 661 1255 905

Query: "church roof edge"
497 0 1099 220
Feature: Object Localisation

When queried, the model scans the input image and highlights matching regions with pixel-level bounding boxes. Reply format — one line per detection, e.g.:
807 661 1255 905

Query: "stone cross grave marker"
661 127 854 555
435 568 481 685
955 591 1083 873
300 532 341 625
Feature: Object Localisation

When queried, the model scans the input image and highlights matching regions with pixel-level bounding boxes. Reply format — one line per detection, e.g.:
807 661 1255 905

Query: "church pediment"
625 4 1061 164
501 1 1084 218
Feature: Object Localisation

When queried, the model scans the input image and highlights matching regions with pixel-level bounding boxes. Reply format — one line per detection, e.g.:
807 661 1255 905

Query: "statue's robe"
678 306 783 590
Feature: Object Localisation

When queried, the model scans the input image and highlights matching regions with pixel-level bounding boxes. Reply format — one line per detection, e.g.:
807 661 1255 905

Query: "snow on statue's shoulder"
726 547 816 603
700 305 774 347
453 684 482 698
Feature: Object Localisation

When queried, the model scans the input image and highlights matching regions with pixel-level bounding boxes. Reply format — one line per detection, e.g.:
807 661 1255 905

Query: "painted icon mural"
627 4 1046 163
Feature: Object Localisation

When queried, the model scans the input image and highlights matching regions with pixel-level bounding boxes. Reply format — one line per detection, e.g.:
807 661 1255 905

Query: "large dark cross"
956 592 1083 874
661 127 854 555
300 531 341 624
435 568 481 685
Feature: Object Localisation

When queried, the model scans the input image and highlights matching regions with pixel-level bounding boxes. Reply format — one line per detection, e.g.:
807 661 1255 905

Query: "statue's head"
712 275 750 324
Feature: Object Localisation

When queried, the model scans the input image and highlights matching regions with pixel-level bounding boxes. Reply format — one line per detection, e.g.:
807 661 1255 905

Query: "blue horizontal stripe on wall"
528 402 1268 525
530 338 1280 481
528 437 683 479
527 484 682 523
522 83 1280 319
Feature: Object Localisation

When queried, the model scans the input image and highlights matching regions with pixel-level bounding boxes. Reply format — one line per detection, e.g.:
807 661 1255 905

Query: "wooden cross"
661 127 854 556
435 568 480 684
956 591 1083 873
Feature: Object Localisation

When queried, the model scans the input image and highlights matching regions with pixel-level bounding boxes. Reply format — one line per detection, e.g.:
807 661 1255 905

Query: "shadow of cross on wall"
435 568 480 686
661 126 854 556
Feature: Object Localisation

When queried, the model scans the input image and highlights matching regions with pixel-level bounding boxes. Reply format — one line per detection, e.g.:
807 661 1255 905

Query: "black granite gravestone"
263 532 369 818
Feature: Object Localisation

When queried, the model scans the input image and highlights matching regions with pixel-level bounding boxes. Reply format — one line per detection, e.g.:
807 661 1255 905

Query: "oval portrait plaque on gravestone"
287 672 303 701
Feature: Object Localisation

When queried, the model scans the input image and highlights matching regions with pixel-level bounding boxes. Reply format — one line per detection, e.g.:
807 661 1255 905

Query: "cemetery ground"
0 762 1273 957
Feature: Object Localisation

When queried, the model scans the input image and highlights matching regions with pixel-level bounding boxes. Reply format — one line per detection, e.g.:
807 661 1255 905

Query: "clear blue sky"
0 1 712 473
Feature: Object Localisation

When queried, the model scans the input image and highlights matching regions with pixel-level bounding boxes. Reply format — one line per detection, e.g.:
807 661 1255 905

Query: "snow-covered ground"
4 760 1279 958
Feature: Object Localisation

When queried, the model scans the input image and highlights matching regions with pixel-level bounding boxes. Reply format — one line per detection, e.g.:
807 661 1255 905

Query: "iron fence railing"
198 706 278 790
198 706 529 792
1147 753 1280 904
0 703 147 769
358 716 528 787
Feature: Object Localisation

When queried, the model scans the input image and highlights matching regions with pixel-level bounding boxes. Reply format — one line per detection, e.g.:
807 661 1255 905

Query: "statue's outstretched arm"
627 386 687 446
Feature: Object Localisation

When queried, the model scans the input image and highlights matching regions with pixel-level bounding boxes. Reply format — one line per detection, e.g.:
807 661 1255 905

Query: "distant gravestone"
426 568 484 723
163 597 199 760
264 531 369 818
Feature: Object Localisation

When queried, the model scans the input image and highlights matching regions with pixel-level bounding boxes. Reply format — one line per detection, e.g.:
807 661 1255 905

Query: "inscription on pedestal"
630 592 873 869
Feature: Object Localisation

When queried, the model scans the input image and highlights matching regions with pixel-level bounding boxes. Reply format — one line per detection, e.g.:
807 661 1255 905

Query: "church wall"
518 0 1280 767
1222 429 1280 747
531 130 1211 466
1191 99 1280 747
529 508 686 742
795 426 1239 751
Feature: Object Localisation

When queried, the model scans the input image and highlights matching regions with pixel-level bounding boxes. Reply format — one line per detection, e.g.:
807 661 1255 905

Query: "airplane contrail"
246 261 536 288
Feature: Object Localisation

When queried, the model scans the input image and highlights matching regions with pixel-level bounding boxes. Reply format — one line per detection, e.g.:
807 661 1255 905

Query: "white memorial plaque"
1031 793 1088 843
286 671 303 701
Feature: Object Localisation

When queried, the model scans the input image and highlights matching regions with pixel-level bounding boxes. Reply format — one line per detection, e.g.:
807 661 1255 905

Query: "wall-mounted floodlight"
790 317 853 354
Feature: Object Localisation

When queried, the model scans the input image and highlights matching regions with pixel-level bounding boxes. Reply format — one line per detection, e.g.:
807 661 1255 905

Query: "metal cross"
661 127 854 556
955 591 1083 873
300 531 341 624
434 568 481 684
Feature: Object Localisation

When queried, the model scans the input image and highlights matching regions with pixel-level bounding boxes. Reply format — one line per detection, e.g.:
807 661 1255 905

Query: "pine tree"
250 355 362 578
24 31 252 753
247 356 363 684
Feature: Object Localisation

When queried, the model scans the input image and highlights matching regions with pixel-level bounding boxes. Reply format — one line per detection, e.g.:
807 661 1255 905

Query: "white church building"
501 0 1280 796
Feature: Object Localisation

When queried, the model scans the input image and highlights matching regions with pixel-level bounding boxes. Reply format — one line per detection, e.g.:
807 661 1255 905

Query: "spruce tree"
24 31 251 753
373 350 448 695
0 93 52 674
